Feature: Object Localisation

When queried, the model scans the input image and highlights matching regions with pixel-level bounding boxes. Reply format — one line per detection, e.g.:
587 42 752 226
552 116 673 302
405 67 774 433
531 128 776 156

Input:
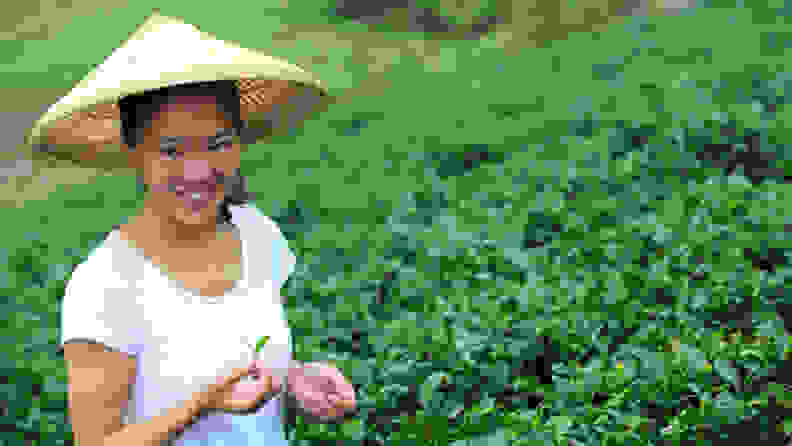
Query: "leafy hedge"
3 1 792 445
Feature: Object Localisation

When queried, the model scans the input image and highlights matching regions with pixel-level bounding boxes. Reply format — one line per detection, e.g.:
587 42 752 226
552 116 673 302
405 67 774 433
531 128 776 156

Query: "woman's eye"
160 148 179 160
209 141 232 152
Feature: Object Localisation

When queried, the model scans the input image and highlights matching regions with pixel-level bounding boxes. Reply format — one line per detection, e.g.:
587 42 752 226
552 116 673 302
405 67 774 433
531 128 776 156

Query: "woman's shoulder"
68 228 141 288
229 203 282 234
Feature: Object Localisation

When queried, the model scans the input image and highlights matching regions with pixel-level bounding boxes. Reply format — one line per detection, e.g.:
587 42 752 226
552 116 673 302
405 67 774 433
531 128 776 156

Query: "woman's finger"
296 389 324 403
255 373 274 393
322 373 354 397
312 363 342 379
270 373 283 393
227 366 253 384
336 383 356 401
208 367 247 395
323 390 354 408
294 374 332 395
334 397 356 410
302 397 333 414
316 365 351 388
297 390 331 409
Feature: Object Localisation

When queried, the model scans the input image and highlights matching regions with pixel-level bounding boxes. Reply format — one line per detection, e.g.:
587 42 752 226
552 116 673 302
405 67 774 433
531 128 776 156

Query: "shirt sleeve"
270 221 296 291
57 252 143 358
234 203 296 290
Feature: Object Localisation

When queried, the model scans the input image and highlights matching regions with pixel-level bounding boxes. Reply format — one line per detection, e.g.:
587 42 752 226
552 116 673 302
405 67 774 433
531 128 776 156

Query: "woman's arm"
64 342 203 446
103 399 201 446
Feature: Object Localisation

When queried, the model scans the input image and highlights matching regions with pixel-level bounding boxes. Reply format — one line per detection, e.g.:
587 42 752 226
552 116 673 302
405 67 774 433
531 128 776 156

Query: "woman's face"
129 95 242 226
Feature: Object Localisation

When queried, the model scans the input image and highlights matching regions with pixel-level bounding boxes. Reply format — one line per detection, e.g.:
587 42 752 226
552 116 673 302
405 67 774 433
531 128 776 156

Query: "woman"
27 11 356 446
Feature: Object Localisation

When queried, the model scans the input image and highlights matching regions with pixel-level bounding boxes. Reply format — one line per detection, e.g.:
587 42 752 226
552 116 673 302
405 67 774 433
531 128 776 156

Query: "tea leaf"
255 336 271 353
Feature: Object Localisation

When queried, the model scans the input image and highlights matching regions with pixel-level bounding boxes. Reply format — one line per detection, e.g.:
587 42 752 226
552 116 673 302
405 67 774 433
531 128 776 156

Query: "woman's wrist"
182 394 206 427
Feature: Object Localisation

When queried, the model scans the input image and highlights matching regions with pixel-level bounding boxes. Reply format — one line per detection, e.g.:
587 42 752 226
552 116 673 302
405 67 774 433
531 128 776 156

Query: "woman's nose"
182 158 213 181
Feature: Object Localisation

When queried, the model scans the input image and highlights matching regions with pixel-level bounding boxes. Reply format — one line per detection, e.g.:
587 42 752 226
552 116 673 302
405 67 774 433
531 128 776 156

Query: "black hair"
118 79 244 150
118 80 250 225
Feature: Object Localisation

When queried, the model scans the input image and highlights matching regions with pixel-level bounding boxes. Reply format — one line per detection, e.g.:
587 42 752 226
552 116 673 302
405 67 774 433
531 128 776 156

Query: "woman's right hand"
192 362 283 414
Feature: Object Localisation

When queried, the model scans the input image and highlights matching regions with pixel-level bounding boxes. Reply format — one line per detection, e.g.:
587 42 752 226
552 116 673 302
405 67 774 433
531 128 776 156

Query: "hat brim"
23 11 332 174
30 80 332 174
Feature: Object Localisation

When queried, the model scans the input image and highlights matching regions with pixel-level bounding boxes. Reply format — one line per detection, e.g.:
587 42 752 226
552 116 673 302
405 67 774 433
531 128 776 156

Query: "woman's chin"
181 211 215 225
173 203 219 225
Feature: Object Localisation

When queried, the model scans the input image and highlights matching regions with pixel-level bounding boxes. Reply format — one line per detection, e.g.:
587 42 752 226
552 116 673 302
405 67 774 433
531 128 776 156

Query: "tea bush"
2 2 792 445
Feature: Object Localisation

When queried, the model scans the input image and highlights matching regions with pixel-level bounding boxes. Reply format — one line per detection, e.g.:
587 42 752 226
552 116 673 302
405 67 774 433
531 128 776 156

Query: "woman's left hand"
287 361 357 422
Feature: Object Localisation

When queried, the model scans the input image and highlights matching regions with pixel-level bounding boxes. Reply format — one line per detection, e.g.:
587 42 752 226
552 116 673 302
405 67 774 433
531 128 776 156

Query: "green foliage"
4 2 792 446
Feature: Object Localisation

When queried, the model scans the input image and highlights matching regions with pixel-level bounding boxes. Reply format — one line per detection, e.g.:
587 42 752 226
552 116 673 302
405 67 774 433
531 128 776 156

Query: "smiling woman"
27 10 356 446
116 81 250 296
118 80 248 240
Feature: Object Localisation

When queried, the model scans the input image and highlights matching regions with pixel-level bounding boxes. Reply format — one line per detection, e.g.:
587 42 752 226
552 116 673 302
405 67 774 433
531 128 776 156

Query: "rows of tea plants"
2 1 792 445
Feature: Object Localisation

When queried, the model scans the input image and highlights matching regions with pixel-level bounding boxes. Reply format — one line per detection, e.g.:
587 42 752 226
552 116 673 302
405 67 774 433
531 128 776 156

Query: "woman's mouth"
174 188 218 213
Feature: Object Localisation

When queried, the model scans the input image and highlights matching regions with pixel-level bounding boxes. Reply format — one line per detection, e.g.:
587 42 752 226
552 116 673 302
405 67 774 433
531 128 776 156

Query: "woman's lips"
170 183 217 194
174 188 218 212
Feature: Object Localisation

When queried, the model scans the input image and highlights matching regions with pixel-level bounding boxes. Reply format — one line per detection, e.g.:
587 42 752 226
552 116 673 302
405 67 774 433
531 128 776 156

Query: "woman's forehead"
145 96 234 134
156 95 225 116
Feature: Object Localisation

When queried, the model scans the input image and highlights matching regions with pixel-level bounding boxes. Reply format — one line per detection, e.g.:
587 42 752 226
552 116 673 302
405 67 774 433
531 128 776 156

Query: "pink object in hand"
228 360 283 403
287 362 357 420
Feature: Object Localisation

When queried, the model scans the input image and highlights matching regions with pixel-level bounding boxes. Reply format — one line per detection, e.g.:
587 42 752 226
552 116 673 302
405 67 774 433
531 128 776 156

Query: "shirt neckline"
109 220 249 303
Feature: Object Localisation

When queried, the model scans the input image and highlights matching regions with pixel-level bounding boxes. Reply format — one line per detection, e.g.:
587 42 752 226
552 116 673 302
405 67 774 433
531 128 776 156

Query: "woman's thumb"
223 366 252 387
271 373 283 393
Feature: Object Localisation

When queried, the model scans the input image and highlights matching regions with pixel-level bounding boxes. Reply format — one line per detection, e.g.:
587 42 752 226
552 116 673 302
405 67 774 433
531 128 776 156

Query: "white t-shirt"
58 204 296 445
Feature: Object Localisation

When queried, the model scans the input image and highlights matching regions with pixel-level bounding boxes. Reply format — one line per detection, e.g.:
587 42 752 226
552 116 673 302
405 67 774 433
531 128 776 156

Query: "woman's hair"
119 80 251 224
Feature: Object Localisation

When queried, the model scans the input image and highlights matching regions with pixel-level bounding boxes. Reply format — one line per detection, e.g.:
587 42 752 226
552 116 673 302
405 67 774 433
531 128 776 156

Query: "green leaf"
254 336 271 354
550 415 573 434
473 426 510 446
676 342 712 373
713 359 739 387
420 372 452 410
340 417 365 440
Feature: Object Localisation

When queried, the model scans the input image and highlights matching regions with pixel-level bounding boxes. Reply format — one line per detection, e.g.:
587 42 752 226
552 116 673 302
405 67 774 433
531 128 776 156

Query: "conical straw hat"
24 10 331 173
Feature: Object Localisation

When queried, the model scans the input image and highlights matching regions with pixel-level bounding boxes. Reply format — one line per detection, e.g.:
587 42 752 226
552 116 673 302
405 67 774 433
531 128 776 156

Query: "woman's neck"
132 205 223 250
